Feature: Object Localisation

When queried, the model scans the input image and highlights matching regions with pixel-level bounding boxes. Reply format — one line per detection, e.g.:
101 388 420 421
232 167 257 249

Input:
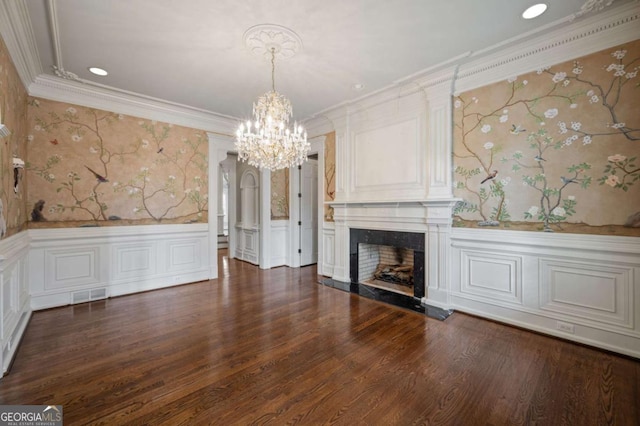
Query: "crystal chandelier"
235 47 309 171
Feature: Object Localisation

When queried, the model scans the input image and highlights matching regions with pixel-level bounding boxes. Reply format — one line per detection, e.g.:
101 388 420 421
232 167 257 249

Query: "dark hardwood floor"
1 250 638 425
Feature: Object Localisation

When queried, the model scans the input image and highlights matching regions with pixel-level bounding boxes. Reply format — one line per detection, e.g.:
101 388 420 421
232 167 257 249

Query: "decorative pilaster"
421 68 457 200
208 132 236 279
331 203 350 283
422 200 459 309
259 168 271 269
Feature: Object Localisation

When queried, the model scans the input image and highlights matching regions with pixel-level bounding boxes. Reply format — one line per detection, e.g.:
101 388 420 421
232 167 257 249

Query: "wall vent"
90 288 107 300
71 288 107 305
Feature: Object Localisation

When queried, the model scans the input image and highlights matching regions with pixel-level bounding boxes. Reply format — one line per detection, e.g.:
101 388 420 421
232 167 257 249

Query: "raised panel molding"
451 228 640 357
322 227 335 276
0 231 31 374
168 241 198 269
235 226 259 265
460 251 522 305
270 221 289 267
539 258 633 329
352 117 422 190
29 225 210 310
45 248 100 290
114 244 156 279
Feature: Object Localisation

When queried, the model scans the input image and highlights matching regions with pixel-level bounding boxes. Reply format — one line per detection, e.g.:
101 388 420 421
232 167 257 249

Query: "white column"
331 203 350 283
259 167 271 269
207 133 236 279
313 136 327 275
422 201 458 309
424 69 456 200
220 155 237 259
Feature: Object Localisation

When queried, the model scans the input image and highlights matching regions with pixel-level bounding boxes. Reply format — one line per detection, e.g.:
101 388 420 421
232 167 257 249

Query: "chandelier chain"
271 48 276 92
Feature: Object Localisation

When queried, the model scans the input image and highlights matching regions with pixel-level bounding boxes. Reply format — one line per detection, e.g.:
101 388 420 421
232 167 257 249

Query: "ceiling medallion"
242 24 303 61
236 24 308 171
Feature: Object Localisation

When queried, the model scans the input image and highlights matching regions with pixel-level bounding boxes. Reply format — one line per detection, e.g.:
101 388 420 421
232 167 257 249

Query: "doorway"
300 158 318 266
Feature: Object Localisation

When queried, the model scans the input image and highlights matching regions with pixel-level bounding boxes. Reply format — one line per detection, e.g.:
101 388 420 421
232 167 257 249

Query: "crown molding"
3 0 638 138
455 1 640 92
305 2 639 132
1 0 238 134
29 74 238 134
0 0 42 88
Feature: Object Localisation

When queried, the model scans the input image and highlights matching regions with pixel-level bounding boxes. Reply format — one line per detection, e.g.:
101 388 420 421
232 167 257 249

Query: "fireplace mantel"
329 198 458 309
330 199 459 229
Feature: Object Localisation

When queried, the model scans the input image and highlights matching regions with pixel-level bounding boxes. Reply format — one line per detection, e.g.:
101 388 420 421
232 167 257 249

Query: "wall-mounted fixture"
13 157 25 194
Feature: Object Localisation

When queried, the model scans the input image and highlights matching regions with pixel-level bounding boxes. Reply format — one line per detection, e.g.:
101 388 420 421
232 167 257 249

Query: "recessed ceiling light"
522 3 548 19
353 83 365 90
88 67 108 76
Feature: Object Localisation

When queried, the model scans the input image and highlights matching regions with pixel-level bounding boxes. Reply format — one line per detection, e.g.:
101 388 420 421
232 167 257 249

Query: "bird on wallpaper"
49 139 59 145
534 155 546 162
157 147 164 154
510 124 526 135
31 200 46 222
481 170 498 184
561 176 577 185
85 166 109 183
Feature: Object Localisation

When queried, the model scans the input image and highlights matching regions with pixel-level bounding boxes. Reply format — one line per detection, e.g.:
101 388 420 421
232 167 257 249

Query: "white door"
300 160 318 266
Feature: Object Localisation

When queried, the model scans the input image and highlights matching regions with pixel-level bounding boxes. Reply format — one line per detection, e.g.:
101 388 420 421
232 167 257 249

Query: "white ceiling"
20 0 635 123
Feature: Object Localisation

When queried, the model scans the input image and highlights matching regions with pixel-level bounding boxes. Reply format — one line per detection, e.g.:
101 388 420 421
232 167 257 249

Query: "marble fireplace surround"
324 200 457 318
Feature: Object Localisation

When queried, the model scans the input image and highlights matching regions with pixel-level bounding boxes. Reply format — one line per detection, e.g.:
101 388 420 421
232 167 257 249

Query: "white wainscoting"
0 231 30 375
450 228 640 358
270 220 289 267
321 223 335 277
29 224 210 311
234 223 259 265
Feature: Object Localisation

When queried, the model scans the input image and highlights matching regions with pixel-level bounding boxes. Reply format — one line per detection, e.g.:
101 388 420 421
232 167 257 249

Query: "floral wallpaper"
0 35 29 238
324 131 336 222
27 98 208 226
453 40 640 236
271 168 289 219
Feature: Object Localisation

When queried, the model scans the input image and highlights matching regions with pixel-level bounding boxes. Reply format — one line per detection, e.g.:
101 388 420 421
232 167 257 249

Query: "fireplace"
358 244 415 295
350 228 425 300
319 202 455 320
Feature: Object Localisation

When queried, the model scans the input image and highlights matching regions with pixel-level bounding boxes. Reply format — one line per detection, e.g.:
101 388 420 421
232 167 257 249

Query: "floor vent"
72 288 107 304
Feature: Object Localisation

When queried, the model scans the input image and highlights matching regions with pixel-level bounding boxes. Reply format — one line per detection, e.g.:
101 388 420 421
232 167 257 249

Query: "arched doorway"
236 169 260 264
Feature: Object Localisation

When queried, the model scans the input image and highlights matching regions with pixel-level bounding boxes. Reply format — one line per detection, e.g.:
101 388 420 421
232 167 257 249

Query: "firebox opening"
358 243 414 296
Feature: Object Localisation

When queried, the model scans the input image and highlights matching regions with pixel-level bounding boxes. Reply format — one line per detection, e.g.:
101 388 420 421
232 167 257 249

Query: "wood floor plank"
1 250 638 425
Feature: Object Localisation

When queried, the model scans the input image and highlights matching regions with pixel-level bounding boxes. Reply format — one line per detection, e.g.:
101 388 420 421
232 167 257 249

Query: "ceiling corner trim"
0 0 43 89
454 1 640 93
29 75 237 135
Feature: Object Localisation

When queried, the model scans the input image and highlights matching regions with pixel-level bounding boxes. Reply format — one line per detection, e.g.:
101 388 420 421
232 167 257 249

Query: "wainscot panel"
29 224 209 310
0 231 31 375
270 220 289 267
321 224 335 277
451 228 640 358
